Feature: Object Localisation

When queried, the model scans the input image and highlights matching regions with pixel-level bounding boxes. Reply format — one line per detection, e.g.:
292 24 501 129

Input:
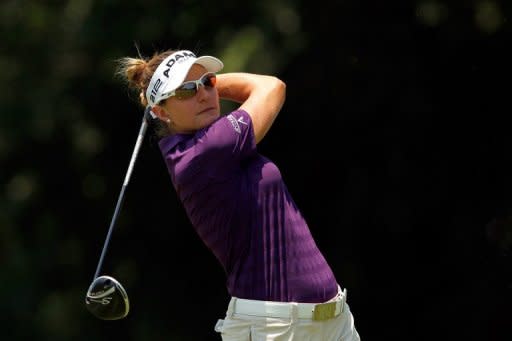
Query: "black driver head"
85 275 129 320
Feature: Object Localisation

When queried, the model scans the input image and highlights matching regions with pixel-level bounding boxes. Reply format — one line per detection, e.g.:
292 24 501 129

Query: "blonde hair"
116 49 177 107
116 49 178 136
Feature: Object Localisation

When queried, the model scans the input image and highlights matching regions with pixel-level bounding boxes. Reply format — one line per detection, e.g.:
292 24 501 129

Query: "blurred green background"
1 0 510 340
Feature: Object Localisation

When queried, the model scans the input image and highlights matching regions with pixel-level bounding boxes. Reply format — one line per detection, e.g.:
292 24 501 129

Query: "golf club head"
85 275 129 320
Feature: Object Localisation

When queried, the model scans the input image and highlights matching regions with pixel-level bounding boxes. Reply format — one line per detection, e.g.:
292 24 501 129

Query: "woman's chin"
201 112 220 124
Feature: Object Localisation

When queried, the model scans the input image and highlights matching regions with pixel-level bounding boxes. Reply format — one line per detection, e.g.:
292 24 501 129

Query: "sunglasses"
164 72 217 101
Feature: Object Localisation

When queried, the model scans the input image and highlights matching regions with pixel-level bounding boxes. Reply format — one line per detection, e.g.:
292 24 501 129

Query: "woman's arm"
216 72 286 144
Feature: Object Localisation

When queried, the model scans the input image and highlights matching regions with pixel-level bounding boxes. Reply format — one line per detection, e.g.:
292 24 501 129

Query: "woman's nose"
196 84 209 101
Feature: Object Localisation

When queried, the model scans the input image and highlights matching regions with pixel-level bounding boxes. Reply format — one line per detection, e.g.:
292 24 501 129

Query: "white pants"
214 289 361 341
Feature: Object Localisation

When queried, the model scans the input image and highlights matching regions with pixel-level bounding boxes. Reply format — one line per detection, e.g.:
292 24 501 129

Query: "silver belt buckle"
312 301 336 321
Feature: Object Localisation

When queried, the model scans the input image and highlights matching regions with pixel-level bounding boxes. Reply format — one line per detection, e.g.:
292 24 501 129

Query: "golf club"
85 106 153 320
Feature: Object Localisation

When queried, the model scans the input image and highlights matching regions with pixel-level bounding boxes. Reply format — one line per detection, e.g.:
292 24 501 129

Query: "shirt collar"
158 133 191 155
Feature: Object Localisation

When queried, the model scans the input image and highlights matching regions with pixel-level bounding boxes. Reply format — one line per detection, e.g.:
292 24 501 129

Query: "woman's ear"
151 105 170 122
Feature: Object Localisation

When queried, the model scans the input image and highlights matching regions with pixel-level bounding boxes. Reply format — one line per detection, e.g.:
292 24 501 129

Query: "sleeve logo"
227 114 247 134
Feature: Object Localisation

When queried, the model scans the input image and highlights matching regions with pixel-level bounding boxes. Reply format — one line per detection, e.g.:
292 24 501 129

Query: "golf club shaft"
93 112 150 280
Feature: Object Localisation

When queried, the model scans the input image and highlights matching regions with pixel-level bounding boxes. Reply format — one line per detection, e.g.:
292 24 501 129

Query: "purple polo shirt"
158 109 338 303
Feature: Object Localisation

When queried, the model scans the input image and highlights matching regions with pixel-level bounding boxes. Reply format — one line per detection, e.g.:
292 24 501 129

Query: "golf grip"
92 108 151 280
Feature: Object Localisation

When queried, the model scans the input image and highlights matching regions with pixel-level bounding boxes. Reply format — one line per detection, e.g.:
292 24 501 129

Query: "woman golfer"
117 48 360 340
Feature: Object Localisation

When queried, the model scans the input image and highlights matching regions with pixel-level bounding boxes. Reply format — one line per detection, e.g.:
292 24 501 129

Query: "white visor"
146 50 223 107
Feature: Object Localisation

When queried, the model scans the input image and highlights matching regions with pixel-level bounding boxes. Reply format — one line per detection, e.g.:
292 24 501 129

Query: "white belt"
230 289 347 321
